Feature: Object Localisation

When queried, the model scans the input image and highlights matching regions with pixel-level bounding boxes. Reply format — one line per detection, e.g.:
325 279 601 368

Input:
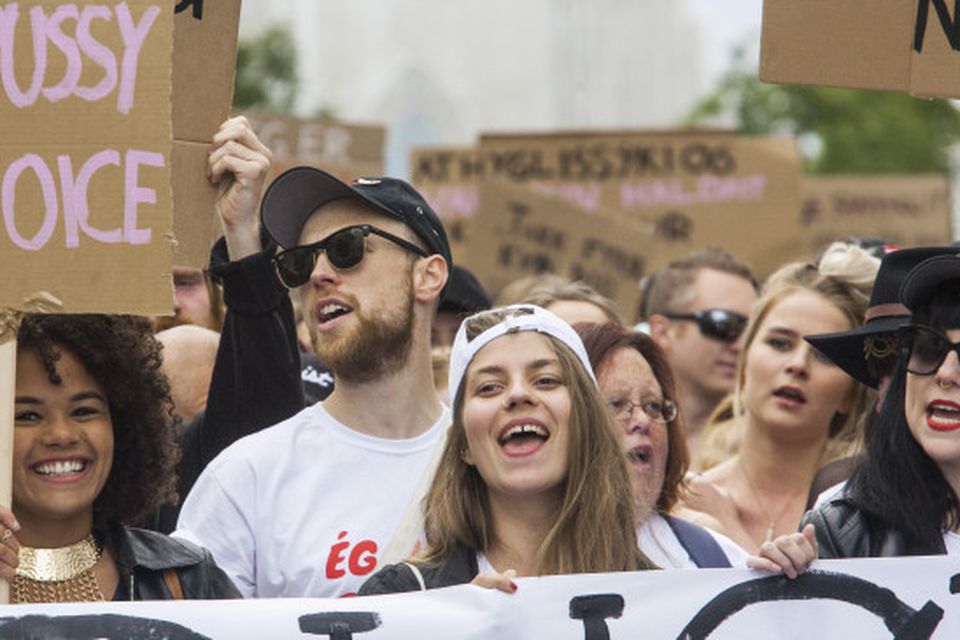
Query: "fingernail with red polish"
509 581 518 592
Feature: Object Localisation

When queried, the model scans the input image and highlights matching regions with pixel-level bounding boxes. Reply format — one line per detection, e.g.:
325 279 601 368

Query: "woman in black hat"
804 252 960 556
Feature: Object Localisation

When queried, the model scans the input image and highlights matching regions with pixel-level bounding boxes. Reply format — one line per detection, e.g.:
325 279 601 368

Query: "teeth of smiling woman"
35 460 85 476
931 405 960 423
499 424 548 444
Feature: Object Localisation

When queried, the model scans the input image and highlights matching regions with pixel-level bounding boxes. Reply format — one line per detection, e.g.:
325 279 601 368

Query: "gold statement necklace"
12 534 105 603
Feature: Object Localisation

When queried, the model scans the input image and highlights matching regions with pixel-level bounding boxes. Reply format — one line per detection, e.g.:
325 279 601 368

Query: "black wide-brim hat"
260 166 453 276
806 246 958 388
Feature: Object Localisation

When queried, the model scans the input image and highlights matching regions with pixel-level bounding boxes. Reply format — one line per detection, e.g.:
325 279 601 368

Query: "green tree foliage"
233 25 298 112
686 51 960 174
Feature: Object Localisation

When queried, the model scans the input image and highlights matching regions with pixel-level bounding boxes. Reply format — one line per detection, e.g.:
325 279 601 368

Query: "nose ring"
937 378 954 390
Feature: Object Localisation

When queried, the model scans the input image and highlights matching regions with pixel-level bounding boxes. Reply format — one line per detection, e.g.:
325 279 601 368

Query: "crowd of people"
0 117 956 605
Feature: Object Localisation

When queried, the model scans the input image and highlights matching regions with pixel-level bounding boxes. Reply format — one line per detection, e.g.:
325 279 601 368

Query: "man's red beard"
309 277 416 384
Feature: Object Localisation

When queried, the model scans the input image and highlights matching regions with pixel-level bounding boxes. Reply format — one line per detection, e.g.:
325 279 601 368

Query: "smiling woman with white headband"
359 305 652 593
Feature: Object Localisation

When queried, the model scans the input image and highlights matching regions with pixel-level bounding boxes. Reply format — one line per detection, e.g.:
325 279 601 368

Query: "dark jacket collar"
101 522 207 574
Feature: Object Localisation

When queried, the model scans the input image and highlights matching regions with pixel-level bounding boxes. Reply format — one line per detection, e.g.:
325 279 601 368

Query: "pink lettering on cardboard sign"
0 4 46 108
115 2 159 114
124 149 162 245
0 2 160 112
39 4 80 102
59 149 122 247
1 148 163 251
75 5 118 103
421 186 479 219
2 154 58 250
619 175 768 209
529 180 602 211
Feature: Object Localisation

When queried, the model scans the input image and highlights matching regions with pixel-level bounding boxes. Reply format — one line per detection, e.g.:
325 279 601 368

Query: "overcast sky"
688 0 764 85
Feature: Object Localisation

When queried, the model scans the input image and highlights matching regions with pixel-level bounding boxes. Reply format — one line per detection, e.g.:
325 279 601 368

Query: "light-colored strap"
378 414 450 566
402 562 426 591
163 569 184 600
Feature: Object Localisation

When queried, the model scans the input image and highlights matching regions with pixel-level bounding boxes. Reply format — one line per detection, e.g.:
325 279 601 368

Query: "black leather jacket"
102 523 241 600
801 495 946 559
358 543 478 595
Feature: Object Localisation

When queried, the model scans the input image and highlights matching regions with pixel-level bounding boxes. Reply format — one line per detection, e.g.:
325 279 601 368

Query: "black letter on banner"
914 0 960 52
0 614 210 639
175 0 204 20
950 573 960 594
676 571 942 640
299 612 382 640
569 594 624 640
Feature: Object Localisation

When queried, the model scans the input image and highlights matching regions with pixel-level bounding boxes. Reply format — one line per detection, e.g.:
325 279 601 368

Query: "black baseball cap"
806 247 957 388
901 251 960 311
260 166 453 276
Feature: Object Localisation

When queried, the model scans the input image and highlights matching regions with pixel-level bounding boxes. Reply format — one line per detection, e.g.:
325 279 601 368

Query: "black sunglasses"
273 224 428 288
665 309 748 343
903 324 960 376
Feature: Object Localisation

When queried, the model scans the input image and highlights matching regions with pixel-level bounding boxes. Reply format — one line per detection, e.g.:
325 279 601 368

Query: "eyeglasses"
665 309 748 343
273 224 428 288
606 397 678 424
903 324 960 376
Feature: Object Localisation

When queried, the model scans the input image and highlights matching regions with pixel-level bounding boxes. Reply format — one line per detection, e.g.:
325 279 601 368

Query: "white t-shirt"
943 531 960 555
637 514 749 569
174 402 449 598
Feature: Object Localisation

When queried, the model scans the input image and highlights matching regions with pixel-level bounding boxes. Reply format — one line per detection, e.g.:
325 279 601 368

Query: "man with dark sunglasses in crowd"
643 248 757 458
175 165 451 598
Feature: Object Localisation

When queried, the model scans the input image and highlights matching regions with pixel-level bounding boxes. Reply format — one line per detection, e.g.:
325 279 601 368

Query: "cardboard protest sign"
170 0 241 267
0 556 957 638
245 110 385 182
0 0 174 314
760 0 960 99
464 180 663 319
800 174 953 255
410 146 484 261
466 131 804 276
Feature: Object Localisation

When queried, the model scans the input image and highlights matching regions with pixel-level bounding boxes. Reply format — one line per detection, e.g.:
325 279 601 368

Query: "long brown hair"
421 309 650 574
576 322 689 513
699 259 874 469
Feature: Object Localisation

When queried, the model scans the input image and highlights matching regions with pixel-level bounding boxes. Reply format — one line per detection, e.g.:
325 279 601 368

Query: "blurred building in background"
239 0 712 177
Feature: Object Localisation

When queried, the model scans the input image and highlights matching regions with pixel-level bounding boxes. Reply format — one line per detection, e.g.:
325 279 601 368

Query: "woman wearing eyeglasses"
576 323 748 568
803 255 960 557
675 247 875 554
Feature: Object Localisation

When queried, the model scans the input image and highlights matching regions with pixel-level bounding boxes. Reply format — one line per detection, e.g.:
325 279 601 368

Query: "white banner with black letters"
0 556 957 638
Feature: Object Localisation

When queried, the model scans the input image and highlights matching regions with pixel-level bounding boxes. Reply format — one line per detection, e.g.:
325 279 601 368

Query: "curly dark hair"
17 314 180 527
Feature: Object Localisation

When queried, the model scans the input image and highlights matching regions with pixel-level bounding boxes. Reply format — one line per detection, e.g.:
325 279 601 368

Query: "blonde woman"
677 256 875 554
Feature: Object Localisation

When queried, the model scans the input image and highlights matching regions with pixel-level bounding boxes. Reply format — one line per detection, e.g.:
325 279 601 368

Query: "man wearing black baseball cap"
177 166 452 598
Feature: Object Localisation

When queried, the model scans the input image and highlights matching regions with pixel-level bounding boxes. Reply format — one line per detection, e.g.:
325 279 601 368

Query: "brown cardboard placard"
760 0 960 99
465 180 664 320
410 146 484 264
170 0 241 267
0 0 174 314
799 174 953 254
244 111 386 184
444 131 805 277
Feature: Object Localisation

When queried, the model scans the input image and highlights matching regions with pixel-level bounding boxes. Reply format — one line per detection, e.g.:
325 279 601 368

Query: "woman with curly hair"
0 314 239 603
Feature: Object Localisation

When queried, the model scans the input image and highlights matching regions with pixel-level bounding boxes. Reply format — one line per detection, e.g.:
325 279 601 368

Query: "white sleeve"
708 529 751 568
173 463 257 598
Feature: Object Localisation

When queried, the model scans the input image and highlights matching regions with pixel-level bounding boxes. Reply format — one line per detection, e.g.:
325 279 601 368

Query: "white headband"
447 304 597 406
